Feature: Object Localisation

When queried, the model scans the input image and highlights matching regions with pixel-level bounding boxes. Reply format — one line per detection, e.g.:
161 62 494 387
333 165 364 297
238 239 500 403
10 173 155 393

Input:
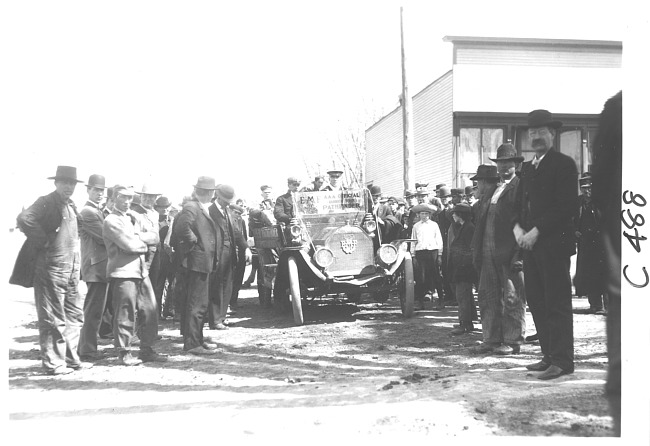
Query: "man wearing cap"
208 184 251 329
573 173 607 314
78 174 111 361
370 185 392 220
435 186 454 309
11 166 91 375
103 184 165 365
447 203 477 335
411 203 445 311
471 150 526 355
513 110 578 380
301 175 325 192
173 177 220 354
131 183 161 275
400 190 419 238
152 195 175 319
321 168 345 191
274 177 301 224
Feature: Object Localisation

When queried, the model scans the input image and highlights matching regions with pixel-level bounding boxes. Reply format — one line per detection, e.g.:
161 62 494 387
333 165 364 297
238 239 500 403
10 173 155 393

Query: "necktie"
532 157 540 169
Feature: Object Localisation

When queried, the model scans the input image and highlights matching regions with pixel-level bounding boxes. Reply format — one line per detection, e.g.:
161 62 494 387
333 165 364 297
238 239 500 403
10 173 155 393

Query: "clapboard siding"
413 71 453 189
365 107 404 197
455 45 621 68
365 71 454 197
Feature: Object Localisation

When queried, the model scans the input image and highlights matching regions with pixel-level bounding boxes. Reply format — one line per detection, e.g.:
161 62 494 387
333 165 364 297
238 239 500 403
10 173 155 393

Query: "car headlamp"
363 219 377 233
314 247 334 268
290 224 302 238
378 244 398 265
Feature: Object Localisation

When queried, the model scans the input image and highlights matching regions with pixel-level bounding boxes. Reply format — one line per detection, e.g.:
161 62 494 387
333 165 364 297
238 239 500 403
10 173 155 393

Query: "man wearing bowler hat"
513 110 578 379
153 195 175 318
471 149 526 355
11 166 91 375
103 185 166 365
78 174 111 361
208 184 251 329
173 177 220 354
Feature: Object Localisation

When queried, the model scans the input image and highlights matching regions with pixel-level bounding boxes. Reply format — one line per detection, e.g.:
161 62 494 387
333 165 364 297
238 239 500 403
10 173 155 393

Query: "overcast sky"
1 0 642 225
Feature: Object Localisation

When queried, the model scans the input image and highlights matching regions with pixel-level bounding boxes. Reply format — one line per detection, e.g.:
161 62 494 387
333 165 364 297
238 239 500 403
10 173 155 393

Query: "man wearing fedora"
173 177 220 354
11 166 91 375
208 184 251 329
78 174 111 361
471 150 526 355
513 110 579 380
103 185 165 365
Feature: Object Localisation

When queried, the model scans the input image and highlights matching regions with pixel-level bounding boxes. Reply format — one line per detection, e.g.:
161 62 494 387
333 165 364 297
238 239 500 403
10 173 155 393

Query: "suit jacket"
10 191 76 288
208 202 248 266
80 200 108 282
513 148 578 256
274 191 294 224
173 199 218 274
472 176 522 269
447 220 476 283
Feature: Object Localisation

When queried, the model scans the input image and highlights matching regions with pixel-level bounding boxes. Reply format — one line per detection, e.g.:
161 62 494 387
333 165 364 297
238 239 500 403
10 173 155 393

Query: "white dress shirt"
412 219 444 252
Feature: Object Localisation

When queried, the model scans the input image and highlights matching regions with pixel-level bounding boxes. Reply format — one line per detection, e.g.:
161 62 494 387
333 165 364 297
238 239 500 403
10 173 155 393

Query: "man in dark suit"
513 110 578 380
208 184 251 330
78 174 110 361
274 177 301 224
11 166 90 375
471 148 526 356
173 176 220 355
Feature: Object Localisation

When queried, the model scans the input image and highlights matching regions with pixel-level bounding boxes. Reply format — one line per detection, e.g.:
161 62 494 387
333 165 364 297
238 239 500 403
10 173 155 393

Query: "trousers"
78 281 108 355
209 249 235 326
183 270 210 350
523 242 574 371
414 250 444 301
453 281 474 323
478 255 526 346
33 251 83 371
111 277 158 352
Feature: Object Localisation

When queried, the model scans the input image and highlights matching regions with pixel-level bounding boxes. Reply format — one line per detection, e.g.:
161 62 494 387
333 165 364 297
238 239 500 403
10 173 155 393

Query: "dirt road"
7 265 614 439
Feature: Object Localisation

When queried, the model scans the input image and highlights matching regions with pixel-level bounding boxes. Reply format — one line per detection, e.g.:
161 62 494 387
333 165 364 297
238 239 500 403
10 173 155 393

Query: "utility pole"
400 6 415 195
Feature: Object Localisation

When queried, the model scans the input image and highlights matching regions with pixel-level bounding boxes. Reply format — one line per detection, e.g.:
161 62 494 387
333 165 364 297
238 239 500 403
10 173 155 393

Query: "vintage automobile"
252 188 414 325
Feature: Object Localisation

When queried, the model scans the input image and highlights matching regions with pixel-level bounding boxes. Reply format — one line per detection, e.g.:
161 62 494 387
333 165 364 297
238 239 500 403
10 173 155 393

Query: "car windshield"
293 188 370 245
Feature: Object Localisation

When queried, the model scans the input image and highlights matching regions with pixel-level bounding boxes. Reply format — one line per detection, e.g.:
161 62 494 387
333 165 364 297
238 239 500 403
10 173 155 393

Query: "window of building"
458 127 503 185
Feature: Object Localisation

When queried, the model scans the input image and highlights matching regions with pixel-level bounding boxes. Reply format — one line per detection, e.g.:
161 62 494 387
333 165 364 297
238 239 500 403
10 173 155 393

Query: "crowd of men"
10 109 608 383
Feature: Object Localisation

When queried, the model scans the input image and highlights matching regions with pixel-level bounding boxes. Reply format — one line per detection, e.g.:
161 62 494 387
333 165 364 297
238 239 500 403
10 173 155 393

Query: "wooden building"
365 36 622 195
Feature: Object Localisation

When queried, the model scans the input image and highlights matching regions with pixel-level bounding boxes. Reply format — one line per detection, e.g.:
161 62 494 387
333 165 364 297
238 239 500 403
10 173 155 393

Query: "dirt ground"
5 233 615 440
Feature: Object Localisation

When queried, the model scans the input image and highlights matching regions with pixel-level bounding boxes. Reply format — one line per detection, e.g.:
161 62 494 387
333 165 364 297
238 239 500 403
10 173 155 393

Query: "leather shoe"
525 333 539 342
187 346 218 355
470 343 496 354
120 352 143 366
493 344 520 355
139 347 168 363
537 365 572 380
69 361 94 370
213 323 228 330
202 341 218 350
526 360 550 371
79 351 105 361
49 366 74 376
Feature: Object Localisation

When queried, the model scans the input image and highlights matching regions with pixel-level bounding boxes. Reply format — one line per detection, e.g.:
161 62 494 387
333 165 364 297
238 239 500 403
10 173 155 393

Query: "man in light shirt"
411 204 445 311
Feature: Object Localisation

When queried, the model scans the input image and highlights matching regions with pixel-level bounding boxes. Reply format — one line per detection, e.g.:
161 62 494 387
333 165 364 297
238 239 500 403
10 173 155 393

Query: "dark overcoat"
173 199 218 274
513 148 578 256
472 176 522 270
208 203 248 265
447 220 476 283
10 191 75 288
79 201 108 283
